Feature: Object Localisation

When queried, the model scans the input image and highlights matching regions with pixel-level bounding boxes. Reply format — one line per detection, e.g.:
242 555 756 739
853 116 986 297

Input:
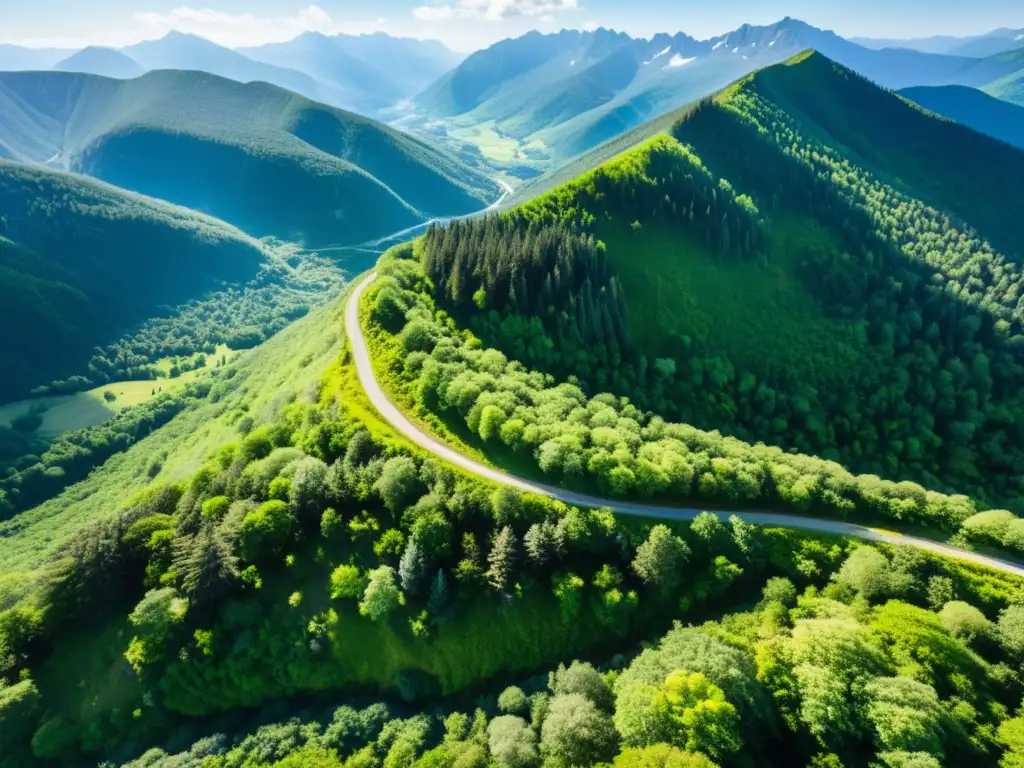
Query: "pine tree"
488 526 517 592
524 522 559 567
399 537 428 596
426 569 451 623
175 526 239 606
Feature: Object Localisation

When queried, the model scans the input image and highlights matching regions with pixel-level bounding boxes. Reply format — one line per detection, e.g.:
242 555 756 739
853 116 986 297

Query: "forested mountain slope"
416 50 1024 510
0 69 499 246
0 160 268 402
900 84 1024 148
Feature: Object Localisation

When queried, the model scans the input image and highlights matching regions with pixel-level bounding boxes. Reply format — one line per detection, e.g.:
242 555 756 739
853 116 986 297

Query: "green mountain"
52 47 144 79
900 84 1024 149
0 160 268 402
417 50 1024 509
0 69 499 247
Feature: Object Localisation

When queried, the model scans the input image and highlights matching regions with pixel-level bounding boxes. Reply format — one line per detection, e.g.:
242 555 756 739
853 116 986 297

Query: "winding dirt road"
347 272 1024 578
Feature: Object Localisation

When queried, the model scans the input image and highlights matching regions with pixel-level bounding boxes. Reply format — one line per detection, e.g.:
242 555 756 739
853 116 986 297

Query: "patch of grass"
0 346 241 440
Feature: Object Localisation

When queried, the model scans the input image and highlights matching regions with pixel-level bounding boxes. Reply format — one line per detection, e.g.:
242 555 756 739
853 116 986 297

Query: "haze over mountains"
852 27 1024 57
0 31 464 115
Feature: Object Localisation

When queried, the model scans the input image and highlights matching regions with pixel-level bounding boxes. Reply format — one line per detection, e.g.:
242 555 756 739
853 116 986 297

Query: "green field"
0 346 239 439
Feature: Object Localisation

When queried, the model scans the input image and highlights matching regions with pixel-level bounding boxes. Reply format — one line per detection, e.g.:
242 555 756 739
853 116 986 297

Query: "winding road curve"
347 275 1024 578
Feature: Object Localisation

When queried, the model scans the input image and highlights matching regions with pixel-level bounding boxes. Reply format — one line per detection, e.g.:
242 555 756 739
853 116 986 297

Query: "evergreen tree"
399 537 428 596
488 526 517 592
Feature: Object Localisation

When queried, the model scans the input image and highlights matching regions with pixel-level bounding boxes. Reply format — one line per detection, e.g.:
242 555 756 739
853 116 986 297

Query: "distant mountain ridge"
0 69 499 246
240 32 464 111
53 47 144 79
900 84 1024 148
0 31 464 116
852 27 1024 58
408 17 1022 170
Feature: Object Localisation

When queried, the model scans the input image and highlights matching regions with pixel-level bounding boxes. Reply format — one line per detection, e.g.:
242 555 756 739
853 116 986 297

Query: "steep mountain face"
408 18 1016 171
0 69 499 247
426 51 1024 508
0 160 268 401
900 84 1024 149
52 47 144 79
240 32 464 112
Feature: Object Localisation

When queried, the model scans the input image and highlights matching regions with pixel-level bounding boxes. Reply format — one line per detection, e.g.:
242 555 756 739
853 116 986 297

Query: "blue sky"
3 0 1024 51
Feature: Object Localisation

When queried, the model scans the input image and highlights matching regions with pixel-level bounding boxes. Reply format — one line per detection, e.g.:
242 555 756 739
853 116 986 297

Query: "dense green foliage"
0 70 499 247
365 251 1024 552
39 551 1024 768
415 51 1024 511
0 160 275 402
0 337 892 764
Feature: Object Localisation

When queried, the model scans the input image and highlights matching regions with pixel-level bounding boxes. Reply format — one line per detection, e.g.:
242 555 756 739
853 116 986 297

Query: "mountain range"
405 18 1024 170
0 69 498 247
0 31 463 115
852 27 1024 57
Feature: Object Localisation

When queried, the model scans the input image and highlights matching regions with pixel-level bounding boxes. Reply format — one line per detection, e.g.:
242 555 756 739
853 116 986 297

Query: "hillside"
410 50 1024 511
981 49 1024 104
900 84 1024 148
52 47 144 79
0 160 269 402
4 258 1024 768
0 69 499 247
406 19 1009 173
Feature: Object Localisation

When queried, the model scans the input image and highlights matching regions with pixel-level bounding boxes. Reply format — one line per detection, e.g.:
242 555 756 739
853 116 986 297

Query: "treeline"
34 553 1024 768
421 218 630 357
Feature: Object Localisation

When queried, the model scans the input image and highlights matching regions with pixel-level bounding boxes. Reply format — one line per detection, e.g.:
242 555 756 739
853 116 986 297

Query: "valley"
3 9 1024 768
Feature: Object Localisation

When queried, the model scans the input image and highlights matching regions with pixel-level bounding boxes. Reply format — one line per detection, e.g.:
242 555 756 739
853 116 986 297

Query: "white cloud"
133 5 388 48
582 20 600 31
413 0 579 23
